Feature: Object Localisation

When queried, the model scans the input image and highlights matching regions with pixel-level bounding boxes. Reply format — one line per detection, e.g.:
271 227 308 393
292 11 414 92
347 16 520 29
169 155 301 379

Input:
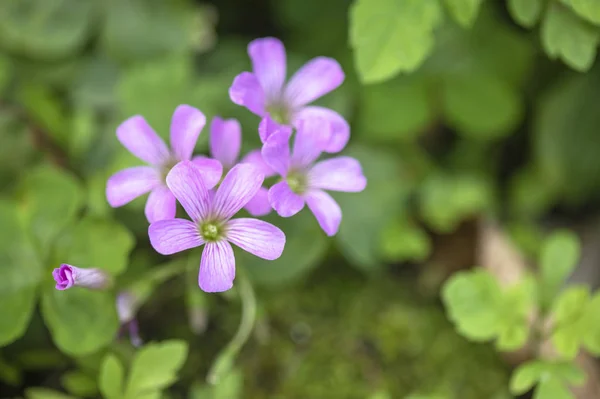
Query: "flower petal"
240 149 275 178
305 189 341 236
53 264 75 290
210 117 241 168
212 164 264 220
248 37 286 100
229 72 266 116
116 115 170 165
308 156 367 193
191 156 223 189
284 57 344 107
258 115 292 143
261 130 291 176
166 161 211 222
226 218 285 260
268 181 305 217
145 186 177 223
148 218 204 255
293 106 350 153
170 104 206 161
106 167 160 207
291 117 329 168
244 187 272 216
199 241 235 293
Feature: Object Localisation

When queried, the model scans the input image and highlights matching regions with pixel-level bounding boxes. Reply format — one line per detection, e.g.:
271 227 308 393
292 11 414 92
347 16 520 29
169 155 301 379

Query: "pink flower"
148 161 286 293
52 264 109 290
229 37 349 153
193 117 274 216
106 105 221 223
262 118 367 236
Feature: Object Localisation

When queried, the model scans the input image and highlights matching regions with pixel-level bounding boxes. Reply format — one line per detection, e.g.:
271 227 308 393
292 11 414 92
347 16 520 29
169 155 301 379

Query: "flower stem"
206 267 257 385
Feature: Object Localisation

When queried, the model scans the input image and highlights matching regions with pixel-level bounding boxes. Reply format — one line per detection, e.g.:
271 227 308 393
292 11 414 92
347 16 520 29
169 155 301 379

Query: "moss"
240 267 511 399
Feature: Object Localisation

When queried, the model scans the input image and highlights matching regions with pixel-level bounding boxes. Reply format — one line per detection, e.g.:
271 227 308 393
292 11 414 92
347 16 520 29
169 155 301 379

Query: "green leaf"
336 145 411 271
70 57 119 110
511 360 584 398
443 269 533 350
16 83 70 147
191 369 243 399
0 55 10 93
357 74 434 141
441 73 521 139
553 362 586 385
443 0 483 27
508 165 556 219
367 390 393 399
118 56 222 141
442 269 502 340
69 106 97 159
0 111 36 188
496 278 535 351
0 0 95 59
243 211 328 285
25 388 77 399
422 9 532 140
124 340 188 398
582 292 600 354
0 355 21 386
378 221 431 262
419 173 493 233
534 71 600 204
54 216 135 276
15 349 67 370
541 2 600 72
551 287 590 358
61 370 97 397
539 230 581 309
534 378 574 399
496 323 528 351
99 354 125 399
0 200 42 347
101 0 196 62
510 360 545 395
18 165 84 257
508 0 543 27
561 0 600 25
41 287 119 356
349 0 442 83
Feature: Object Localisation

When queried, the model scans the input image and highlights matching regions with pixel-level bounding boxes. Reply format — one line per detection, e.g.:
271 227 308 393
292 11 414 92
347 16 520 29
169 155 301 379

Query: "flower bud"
116 292 143 347
52 264 110 290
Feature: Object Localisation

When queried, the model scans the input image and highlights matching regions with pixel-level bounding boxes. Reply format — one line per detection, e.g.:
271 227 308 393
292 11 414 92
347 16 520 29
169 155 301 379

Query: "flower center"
286 171 307 194
200 221 223 242
267 103 291 125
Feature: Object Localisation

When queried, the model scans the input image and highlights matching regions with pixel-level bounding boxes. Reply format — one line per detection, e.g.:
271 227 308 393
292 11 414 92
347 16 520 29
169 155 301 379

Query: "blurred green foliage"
2 0 600 397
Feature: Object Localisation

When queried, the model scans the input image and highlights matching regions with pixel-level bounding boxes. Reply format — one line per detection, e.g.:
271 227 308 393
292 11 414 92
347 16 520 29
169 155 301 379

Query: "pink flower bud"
52 264 109 290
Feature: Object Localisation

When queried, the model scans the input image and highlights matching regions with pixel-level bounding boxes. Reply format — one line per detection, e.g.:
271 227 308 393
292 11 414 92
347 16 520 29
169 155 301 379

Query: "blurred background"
1 0 600 398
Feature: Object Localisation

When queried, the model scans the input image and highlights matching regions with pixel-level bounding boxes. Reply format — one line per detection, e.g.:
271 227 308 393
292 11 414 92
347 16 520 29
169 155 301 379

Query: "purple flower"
106 105 221 223
116 292 142 347
148 161 286 293
193 117 274 216
229 37 349 153
52 264 110 290
261 118 367 236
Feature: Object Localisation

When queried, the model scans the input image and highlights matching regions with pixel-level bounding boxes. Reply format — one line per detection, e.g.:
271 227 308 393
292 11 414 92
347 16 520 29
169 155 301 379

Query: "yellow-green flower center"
267 103 291 125
286 171 307 194
200 222 223 242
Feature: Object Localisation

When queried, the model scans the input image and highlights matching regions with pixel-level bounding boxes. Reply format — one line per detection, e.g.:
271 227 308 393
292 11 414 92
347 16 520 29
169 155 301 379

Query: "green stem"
206 267 257 384
126 258 189 306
